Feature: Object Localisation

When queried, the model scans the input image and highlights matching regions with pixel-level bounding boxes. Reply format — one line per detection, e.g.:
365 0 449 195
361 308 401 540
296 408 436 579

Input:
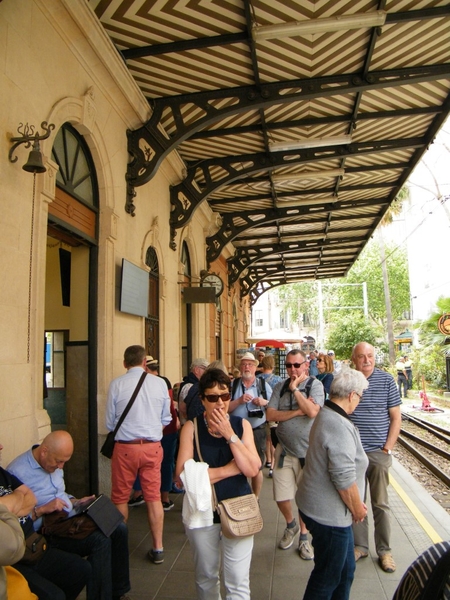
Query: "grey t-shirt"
268 377 324 458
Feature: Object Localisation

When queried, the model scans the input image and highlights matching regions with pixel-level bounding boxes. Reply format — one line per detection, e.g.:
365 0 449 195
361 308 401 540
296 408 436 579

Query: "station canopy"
90 1 450 304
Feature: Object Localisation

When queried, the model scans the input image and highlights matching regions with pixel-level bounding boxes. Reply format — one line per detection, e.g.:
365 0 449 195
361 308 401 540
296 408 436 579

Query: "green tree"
377 187 409 363
326 314 379 360
276 237 410 349
276 281 320 330
332 240 410 327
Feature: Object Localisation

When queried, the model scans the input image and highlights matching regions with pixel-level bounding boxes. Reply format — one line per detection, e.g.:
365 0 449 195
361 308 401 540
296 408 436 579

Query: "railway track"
399 412 450 490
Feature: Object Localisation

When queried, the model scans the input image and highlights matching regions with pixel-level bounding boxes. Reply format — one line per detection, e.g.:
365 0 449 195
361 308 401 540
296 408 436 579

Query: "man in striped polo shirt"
349 342 402 573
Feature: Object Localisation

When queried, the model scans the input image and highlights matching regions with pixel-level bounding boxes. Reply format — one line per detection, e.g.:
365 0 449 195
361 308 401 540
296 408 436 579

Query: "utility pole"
318 281 324 348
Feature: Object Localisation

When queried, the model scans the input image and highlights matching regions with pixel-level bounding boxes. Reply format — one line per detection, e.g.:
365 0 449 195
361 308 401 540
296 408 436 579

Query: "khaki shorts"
272 443 304 502
252 426 267 467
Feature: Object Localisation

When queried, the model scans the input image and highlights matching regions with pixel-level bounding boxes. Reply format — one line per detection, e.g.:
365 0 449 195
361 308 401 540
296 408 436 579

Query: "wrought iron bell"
22 147 46 173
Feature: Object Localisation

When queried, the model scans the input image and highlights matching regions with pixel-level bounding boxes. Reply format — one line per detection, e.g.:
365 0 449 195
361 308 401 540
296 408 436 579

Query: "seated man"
0 446 90 600
8 431 131 600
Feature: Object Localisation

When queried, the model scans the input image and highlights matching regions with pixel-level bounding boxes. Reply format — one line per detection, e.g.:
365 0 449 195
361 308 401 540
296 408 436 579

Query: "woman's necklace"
203 413 229 438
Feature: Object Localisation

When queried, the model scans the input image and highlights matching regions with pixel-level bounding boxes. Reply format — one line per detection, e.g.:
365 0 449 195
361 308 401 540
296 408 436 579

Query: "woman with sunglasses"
316 353 335 398
175 368 260 600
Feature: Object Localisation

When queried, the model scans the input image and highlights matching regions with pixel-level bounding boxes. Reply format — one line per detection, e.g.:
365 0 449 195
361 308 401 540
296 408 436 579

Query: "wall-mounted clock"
201 273 224 297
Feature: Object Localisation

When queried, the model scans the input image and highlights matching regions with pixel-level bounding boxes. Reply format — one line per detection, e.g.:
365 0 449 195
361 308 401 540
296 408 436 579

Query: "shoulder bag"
42 509 97 540
100 371 147 458
21 532 47 565
193 418 263 539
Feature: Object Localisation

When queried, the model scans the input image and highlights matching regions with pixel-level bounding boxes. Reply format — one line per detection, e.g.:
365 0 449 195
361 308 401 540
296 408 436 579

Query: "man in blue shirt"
8 431 130 600
349 342 402 574
0 450 90 600
106 344 172 565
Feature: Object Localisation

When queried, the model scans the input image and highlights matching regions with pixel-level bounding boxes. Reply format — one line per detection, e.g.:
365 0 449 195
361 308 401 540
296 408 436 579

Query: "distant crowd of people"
2 341 438 600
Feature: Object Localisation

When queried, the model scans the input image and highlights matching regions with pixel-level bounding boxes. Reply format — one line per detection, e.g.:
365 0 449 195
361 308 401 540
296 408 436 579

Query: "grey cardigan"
295 402 368 527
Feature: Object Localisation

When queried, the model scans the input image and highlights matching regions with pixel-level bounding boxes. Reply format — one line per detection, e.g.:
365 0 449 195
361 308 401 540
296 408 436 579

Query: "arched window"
52 123 97 207
49 123 98 244
181 242 192 373
181 241 191 277
145 247 159 359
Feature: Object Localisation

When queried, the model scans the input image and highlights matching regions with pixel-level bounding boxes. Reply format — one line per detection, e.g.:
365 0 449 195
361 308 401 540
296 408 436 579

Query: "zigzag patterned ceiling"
89 0 450 303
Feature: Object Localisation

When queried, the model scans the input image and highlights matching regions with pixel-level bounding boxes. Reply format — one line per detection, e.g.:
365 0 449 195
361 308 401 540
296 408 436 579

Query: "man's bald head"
35 430 74 473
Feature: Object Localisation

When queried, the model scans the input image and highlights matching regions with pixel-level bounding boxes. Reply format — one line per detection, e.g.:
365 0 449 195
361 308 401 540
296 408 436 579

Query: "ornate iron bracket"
170 136 422 249
125 63 447 214
206 197 389 266
242 258 352 304
227 234 368 286
9 121 55 164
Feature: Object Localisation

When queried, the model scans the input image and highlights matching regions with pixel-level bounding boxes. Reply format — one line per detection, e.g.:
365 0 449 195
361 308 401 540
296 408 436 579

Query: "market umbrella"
255 339 285 349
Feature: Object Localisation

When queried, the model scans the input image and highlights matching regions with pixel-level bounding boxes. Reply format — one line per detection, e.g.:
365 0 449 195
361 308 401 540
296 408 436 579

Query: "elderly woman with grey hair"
295 368 369 600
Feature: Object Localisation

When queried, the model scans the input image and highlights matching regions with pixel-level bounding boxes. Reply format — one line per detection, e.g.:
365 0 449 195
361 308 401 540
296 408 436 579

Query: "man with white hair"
349 342 401 574
178 357 209 422
229 352 272 497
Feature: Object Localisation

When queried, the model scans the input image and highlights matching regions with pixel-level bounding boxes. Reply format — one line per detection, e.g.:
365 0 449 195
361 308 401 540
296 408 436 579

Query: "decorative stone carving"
81 86 97 134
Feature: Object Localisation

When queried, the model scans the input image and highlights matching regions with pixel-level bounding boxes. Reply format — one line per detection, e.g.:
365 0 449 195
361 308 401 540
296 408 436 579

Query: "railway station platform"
122 458 450 600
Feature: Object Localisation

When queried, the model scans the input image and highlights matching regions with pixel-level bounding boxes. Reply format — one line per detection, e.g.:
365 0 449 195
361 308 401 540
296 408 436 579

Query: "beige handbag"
213 489 263 538
193 418 263 539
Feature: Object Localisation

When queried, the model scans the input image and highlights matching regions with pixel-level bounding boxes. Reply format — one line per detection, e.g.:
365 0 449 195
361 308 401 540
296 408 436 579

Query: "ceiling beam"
209 181 396 207
190 107 439 140
170 136 422 241
126 62 450 212
241 258 352 300
206 197 388 264
119 6 449 60
227 235 367 284
120 32 248 60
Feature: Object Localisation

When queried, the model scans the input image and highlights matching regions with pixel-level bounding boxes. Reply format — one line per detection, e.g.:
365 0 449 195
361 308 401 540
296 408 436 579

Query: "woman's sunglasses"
203 392 231 403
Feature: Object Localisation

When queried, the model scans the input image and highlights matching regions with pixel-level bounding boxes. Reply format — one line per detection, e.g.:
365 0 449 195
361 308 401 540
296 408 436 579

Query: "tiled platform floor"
123 458 450 599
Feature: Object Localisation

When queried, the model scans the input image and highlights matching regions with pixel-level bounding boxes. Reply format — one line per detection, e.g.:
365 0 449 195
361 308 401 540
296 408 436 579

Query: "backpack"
185 382 204 421
279 376 316 406
231 376 268 400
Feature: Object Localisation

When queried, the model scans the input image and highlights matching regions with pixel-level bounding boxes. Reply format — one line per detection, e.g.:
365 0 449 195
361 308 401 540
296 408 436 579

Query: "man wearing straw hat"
229 352 272 498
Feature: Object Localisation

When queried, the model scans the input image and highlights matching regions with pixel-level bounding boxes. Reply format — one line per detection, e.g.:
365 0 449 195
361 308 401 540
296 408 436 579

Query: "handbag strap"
112 371 147 439
193 418 218 509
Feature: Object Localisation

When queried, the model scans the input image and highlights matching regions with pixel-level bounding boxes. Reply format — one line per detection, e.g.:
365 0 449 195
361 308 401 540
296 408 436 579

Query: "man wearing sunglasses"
228 352 272 498
266 349 325 560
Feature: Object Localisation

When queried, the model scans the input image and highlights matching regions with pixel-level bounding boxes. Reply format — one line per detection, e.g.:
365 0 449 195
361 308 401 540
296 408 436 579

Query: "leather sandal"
354 548 369 562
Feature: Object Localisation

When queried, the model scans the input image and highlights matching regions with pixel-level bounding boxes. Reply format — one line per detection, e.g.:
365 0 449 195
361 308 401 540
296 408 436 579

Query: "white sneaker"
278 523 300 549
298 539 314 560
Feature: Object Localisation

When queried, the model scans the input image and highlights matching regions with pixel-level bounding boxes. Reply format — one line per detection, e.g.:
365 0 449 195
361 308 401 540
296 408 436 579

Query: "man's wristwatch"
382 447 392 455
228 434 240 444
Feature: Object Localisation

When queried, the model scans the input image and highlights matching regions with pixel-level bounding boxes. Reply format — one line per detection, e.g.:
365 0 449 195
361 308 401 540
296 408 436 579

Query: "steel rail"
401 412 450 445
397 435 450 488
399 429 450 461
